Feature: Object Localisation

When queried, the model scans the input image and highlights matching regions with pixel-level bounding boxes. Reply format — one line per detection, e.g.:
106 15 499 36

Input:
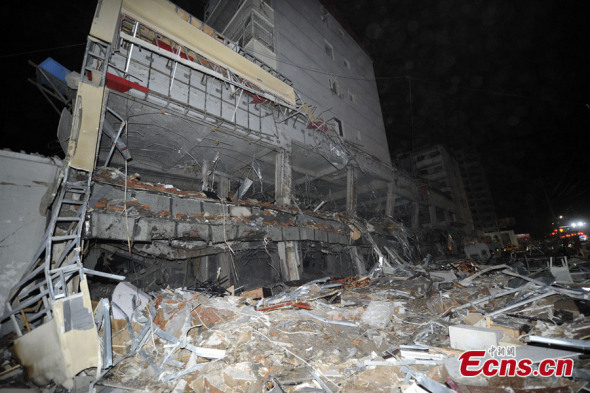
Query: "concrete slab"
448 325 503 351
282 226 300 241
172 197 203 216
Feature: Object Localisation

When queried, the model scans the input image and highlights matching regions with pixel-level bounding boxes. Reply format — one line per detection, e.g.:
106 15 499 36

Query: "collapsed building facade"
0 0 474 388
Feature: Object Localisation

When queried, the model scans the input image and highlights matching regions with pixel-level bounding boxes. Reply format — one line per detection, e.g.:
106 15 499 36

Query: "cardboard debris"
463 312 485 326
361 301 395 329
239 287 272 299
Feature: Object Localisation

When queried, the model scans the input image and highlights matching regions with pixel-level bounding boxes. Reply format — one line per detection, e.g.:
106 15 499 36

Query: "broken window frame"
348 89 356 105
324 40 334 60
344 58 350 70
328 77 340 96
333 117 343 137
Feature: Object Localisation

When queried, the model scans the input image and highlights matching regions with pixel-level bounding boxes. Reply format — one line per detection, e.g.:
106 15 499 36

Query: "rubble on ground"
4 253 590 392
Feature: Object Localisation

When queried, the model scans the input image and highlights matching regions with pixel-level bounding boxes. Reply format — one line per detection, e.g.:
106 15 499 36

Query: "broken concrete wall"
13 280 99 389
0 150 61 314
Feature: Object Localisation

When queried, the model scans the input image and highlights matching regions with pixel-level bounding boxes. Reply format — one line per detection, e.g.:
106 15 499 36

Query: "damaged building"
2 0 463 309
3 0 588 392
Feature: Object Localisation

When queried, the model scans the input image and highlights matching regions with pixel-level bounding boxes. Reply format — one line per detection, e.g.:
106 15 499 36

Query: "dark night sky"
333 0 590 235
2 1 589 235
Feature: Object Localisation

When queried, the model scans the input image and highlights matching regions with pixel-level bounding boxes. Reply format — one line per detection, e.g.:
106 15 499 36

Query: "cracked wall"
0 150 61 315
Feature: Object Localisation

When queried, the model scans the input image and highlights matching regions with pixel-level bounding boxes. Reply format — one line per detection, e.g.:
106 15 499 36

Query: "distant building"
498 217 517 230
453 148 498 232
395 145 474 234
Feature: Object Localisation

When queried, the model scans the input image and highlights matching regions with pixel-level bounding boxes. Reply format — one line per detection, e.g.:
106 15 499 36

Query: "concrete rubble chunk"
230 206 252 218
361 300 394 329
462 312 485 326
4 259 588 392
111 281 150 320
223 362 257 388
448 325 503 351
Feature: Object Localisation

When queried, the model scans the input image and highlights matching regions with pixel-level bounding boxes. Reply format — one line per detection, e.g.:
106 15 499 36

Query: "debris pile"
4 254 590 392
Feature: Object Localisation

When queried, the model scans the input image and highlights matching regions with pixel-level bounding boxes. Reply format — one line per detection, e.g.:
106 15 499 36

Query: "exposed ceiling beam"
328 179 388 201
293 165 345 186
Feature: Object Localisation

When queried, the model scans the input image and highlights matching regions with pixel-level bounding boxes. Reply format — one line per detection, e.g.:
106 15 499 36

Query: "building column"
197 255 210 281
217 252 232 288
277 241 300 281
274 149 291 207
269 251 282 282
385 183 397 217
201 160 210 191
218 176 230 199
346 166 357 215
274 149 299 280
